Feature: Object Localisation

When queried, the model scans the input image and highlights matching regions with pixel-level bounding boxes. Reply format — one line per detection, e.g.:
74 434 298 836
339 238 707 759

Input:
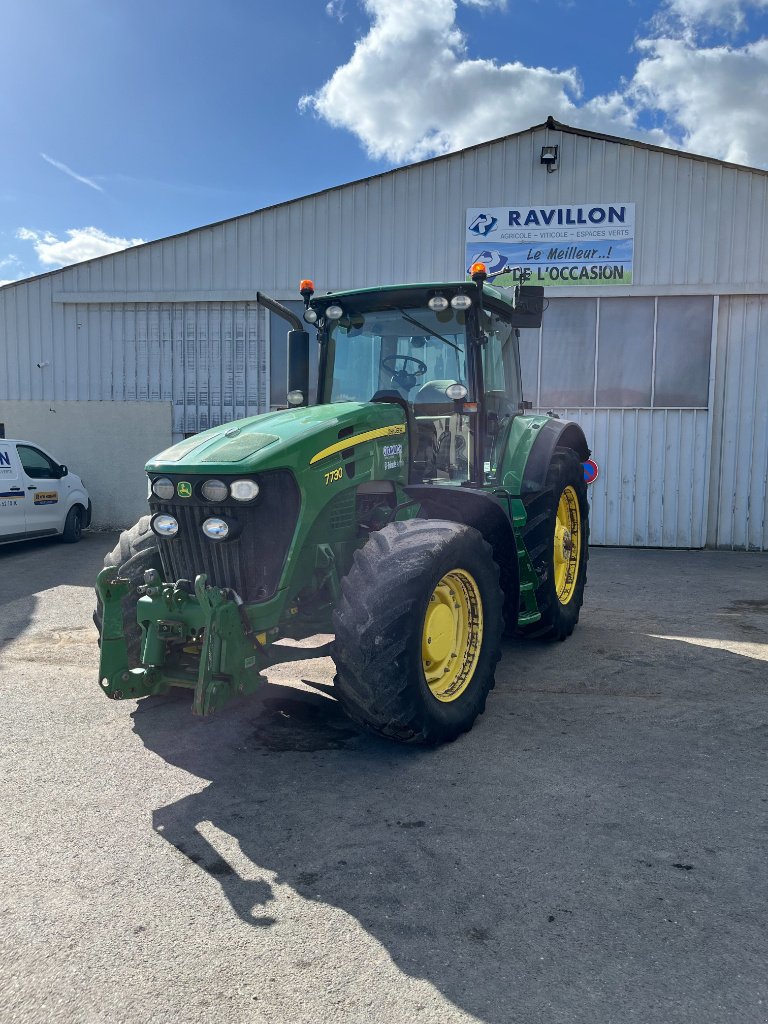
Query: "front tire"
333 519 504 744
515 447 589 641
61 505 83 543
93 516 162 663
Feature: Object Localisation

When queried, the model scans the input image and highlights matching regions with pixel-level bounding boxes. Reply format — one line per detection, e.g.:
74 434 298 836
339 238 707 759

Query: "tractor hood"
145 401 407 476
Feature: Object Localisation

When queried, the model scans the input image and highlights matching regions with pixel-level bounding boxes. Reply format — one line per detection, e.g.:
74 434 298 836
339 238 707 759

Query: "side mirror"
59 464 69 477
510 286 545 329
287 330 310 406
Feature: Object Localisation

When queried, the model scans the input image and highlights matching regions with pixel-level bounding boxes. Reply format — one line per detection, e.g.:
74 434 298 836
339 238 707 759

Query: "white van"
0 439 92 545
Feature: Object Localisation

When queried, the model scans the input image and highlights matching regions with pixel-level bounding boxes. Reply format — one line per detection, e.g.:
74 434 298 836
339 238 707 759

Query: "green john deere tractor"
95 265 592 744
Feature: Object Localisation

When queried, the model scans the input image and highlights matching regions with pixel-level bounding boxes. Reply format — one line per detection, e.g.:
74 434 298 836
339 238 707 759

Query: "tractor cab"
298 272 543 487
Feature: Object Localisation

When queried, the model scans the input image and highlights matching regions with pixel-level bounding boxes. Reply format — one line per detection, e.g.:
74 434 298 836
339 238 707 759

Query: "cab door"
481 309 522 481
16 443 64 535
0 442 27 540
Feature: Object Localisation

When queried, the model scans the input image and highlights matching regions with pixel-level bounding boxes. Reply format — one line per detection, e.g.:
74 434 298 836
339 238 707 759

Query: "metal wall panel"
6 300 269 438
548 409 710 547
708 296 768 549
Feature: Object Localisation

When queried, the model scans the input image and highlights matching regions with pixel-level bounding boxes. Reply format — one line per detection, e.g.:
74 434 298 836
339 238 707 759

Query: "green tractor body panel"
145 400 416 629
97 278 590 718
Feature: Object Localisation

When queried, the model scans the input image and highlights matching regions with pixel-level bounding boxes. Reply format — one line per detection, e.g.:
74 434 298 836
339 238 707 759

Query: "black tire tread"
513 447 589 642
61 504 84 544
333 519 504 744
93 516 162 663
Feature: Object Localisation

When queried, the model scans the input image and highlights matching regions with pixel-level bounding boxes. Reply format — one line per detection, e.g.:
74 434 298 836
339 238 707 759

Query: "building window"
654 297 712 407
538 298 597 408
520 294 713 409
597 297 655 406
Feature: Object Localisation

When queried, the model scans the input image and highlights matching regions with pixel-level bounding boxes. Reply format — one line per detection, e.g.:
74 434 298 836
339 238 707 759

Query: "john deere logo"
177 481 192 498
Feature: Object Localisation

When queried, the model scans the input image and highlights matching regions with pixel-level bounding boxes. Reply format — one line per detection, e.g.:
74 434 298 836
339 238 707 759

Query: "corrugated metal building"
1 119 766 546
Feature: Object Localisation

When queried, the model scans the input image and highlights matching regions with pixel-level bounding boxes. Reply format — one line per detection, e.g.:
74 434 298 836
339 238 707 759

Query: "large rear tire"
332 519 504 744
93 516 162 663
514 446 589 641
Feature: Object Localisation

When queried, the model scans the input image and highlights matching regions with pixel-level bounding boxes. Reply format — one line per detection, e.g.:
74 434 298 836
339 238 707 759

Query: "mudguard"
520 418 590 494
499 415 590 497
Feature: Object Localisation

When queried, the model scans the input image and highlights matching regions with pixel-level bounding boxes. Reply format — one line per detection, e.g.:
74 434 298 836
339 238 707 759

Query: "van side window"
17 445 59 480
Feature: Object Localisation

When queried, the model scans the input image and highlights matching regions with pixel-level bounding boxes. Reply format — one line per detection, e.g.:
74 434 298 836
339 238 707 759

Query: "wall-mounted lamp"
540 144 559 173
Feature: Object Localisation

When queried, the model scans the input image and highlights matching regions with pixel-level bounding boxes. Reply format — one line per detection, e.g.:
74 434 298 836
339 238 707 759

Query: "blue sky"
2 0 767 284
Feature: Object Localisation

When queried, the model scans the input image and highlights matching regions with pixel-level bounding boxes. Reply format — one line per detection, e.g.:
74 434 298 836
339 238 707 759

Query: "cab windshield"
321 306 475 483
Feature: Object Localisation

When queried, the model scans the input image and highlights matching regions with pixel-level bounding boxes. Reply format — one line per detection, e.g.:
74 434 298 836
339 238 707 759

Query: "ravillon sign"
466 203 635 286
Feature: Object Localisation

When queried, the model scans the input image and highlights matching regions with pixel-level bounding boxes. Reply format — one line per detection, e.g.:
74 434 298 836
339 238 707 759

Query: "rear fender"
500 415 590 496
522 419 590 493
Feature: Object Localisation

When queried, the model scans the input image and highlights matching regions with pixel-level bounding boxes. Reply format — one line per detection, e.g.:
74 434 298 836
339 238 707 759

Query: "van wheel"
61 506 83 543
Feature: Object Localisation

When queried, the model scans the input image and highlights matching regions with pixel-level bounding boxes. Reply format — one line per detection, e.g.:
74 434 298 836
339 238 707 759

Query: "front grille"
151 470 301 603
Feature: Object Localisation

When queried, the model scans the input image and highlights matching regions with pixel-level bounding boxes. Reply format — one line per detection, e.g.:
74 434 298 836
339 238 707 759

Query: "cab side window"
17 445 59 480
482 312 522 479
482 312 520 419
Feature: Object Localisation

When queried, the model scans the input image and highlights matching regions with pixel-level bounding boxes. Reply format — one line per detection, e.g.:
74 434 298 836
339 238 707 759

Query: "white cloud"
16 227 145 269
300 0 659 163
0 254 30 287
630 36 768 164
41 153 104 192
300 0 768 169
662 0 768 29
326 0 347 20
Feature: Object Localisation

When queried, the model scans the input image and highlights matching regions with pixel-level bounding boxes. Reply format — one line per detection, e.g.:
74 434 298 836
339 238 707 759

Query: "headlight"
303 308 318 323
151 513 179 537
450 294 472 310
230 479 259 502
325 304 343 320
201 479 229 502
445 383 468 400
428 295 448 312
152 477 175 501
202 517 229 540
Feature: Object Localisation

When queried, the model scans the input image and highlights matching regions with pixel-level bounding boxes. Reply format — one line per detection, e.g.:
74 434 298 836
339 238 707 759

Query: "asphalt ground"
1 533 767 1024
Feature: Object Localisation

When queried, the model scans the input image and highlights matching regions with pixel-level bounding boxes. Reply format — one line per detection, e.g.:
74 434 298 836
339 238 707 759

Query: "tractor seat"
412 379 461 415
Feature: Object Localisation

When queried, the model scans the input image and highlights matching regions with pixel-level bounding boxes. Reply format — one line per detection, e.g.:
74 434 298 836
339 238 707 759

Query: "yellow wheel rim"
421 569 484 703
553 485 581 605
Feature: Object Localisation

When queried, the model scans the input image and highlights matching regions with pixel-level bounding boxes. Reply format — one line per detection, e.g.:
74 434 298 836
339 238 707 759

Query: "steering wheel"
382 354 428 391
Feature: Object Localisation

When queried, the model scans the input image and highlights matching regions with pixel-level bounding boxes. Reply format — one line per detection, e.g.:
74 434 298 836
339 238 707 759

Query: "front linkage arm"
96 568 332 715
96 566 269 714
96 567 269 714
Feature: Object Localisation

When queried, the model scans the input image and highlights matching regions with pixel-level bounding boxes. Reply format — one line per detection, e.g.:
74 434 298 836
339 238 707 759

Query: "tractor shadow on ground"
137 682 539 1020
133 614 768 1024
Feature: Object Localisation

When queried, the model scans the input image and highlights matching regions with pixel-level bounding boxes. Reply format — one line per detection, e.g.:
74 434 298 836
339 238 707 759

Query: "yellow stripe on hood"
309 424 406 465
